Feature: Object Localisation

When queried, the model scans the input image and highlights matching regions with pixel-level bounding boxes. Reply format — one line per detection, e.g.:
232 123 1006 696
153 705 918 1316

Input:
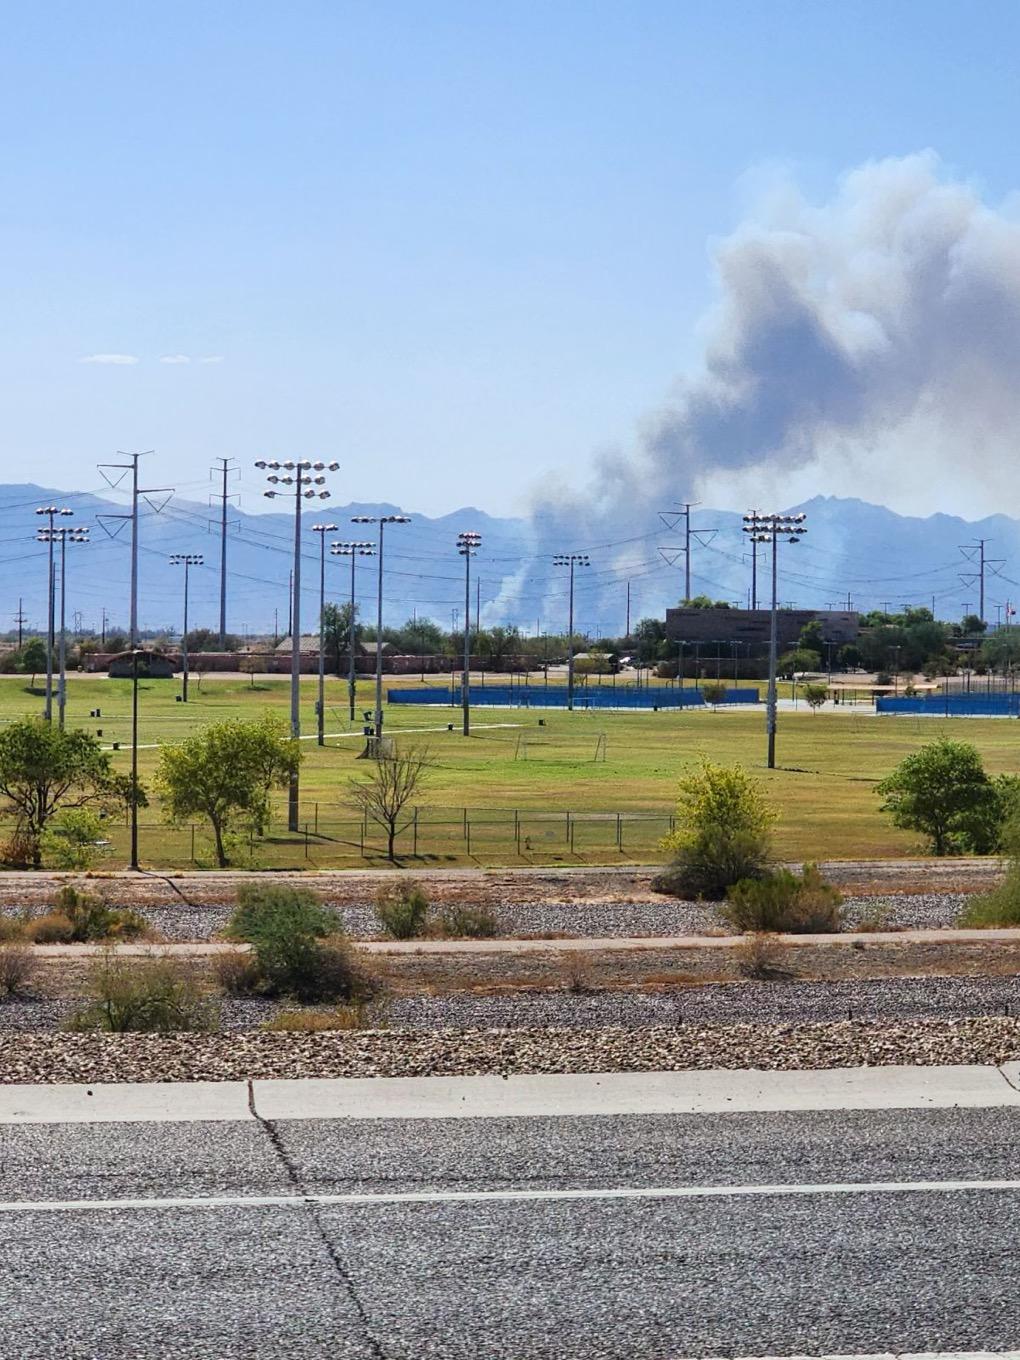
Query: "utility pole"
625 581 631 638
658 502 717 602
36 522 89 730
351 515 410 742
457 532 481 736
310 522 338 746
210 458 238 649
169 554 203 702
742 511 807 769
331 541 375 722
553 553 590 711
35 505 73 721
97 451 173 646
257 459 339 830
14 599 25 650
960 539 1005 624
101 608 108 648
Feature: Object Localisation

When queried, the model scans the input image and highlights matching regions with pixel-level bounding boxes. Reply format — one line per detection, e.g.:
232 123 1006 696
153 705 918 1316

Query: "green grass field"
6 673 1018 868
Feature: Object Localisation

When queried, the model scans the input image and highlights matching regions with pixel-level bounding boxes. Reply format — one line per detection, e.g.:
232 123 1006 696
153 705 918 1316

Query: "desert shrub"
562 958 598 994
434 903 499 938
212 949 264 996
0 944 37 997
33 885 148 943
0 826 38 869
723 864 843 934
68 954 217 1032
26 911 75 943
224 884 373 1003
262 1000 387 1032
655 762 775 900
375 880 430 939
959 820 1020 926
0 915 26 943
735 933 796 980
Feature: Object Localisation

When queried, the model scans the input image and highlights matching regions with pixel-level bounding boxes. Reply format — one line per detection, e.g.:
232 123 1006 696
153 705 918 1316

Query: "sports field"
6 673 1019 868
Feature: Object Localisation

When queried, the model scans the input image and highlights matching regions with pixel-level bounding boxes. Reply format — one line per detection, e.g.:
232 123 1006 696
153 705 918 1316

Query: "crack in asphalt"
246 1080 388 1360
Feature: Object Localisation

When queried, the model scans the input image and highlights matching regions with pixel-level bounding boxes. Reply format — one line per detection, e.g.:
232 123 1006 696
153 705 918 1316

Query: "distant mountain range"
1 483 1017 638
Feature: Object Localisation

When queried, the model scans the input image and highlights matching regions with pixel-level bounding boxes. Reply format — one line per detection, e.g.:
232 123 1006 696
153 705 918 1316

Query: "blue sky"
3 1 1020 517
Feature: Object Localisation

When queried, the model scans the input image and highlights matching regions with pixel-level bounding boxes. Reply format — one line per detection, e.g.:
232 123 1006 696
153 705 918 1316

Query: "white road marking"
5 1177 1020 1214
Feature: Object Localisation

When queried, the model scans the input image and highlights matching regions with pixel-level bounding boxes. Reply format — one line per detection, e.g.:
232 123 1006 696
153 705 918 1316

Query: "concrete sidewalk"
28 925 1020 958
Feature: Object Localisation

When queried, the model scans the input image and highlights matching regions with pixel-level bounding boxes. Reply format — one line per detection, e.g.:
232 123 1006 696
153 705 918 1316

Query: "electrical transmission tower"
96 452 174 645
959 539 1005 623
13 599 26 649
210 458 239 648
657 502 717 601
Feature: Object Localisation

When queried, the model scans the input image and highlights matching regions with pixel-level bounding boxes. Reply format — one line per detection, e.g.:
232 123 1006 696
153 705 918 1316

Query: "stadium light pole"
331 541 375 722
169 554 203 703
256 459 339 829
742 511 807 769
36 522 89 730
310 523 338 746
552 553 591 712
35 506 73 721
130 647 142 870
351 515 410 741
457 532 482 735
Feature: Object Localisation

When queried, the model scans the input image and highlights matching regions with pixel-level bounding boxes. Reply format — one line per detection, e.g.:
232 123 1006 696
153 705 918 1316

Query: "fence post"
190 824 196 863
466 819 471 856
569 815 575 854
463 807 468 839
616 812 622 851
314 802 319 834
413 807 418 857
304 826 310 859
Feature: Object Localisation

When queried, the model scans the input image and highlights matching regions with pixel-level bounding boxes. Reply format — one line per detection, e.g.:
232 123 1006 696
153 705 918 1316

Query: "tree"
803 683 827 711
347 744 434 861
0 719 135 866
656 761 776 899
777 647 821 677
876 738 1002 855
21 638 46 687
155 717 300 867
798 619 825 654
239 654 261 689
961 614 987 635
632 618 666 664
322 601 357 676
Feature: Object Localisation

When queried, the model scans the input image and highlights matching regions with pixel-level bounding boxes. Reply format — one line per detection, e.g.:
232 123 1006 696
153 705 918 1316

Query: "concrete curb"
3 1064 1020 1124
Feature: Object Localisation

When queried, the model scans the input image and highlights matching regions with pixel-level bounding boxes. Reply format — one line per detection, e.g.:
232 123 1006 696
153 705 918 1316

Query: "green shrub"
655 762 775 900
722 864 844 933
0 915 26 943
959 879 1020 927
224 884 372 1003
876 738 1009 855
375 880 430 939
68 954 216 1032
434 903 500 938
40 810 111 870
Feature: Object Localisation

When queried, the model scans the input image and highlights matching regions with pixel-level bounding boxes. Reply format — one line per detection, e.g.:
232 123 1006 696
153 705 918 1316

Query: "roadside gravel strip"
1 892 971 941
3 1016 1020 1083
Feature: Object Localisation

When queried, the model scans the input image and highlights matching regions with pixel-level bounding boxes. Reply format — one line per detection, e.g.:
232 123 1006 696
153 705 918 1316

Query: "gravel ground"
0 891 972 941
4 972 1018 1035
1 1015 1019 1082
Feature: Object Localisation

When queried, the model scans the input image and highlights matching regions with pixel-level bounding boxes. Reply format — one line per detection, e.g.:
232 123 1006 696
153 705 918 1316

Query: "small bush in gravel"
375 880 430 939
68 954 217 1033
262 1000 387 1032
736 934 796 981
212 950 264 996
0 944 37 997
28 886 148 943
224 884 375 1004
723 864 844 934
0 915 26 943
434 904 499 939
655 762 775 900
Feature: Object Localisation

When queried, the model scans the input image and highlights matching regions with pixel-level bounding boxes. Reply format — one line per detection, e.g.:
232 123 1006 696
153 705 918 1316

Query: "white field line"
6 1177 1020 1215
102 721 526 751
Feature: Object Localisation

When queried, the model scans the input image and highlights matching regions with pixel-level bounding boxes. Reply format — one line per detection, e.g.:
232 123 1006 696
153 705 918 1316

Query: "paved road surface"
2 1080 1019 1357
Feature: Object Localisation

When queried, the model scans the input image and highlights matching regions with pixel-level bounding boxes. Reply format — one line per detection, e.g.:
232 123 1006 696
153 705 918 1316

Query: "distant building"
664 607 858 653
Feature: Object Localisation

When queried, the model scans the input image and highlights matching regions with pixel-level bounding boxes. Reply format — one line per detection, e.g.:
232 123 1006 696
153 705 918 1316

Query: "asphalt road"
3 1106 1020 1358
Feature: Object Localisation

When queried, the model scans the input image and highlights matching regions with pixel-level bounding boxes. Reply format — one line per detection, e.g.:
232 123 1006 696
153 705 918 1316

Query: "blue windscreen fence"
877 693 1020 717
388 685 760 710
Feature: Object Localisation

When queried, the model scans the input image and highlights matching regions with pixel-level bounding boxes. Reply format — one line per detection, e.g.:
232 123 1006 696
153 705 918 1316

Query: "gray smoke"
490 154 1020 629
